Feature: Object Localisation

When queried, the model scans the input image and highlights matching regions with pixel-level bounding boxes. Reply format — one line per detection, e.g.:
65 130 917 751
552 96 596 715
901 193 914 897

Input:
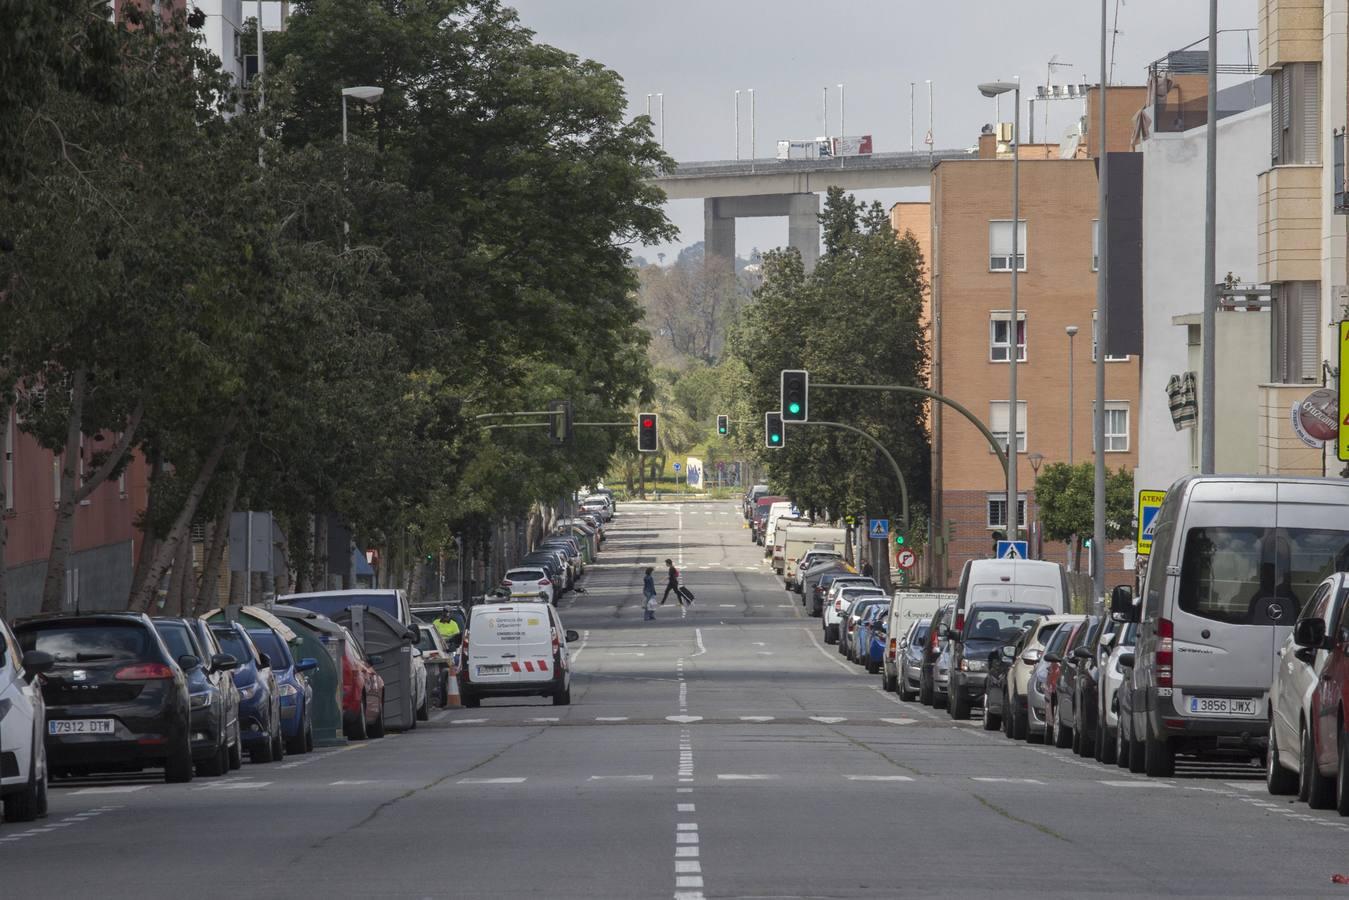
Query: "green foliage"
722 187 930 523
1035 463 1136 542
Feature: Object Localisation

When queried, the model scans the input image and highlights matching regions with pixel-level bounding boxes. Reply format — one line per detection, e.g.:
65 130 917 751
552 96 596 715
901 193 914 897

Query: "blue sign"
996 540 1030 560
869 518 890 540
673 463 680 471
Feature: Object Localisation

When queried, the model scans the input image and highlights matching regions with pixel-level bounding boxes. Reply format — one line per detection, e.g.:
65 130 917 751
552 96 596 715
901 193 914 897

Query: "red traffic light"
637 412 658 452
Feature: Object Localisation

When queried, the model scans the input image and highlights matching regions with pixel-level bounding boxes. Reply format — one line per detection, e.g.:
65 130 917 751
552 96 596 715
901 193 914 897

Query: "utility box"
336 605 423 732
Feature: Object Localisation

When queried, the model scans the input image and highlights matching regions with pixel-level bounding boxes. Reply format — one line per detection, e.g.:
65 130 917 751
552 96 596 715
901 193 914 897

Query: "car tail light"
954 613 965 634
540 578 551 586
115 662 175 680
502 579 513 586
1156 617 1173 688
552 629 560 654
888 638 897 660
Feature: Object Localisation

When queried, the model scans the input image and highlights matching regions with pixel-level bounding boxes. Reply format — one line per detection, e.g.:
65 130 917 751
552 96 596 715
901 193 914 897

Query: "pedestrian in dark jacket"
661 558 680 604
862 560 874 579
643 568 657 620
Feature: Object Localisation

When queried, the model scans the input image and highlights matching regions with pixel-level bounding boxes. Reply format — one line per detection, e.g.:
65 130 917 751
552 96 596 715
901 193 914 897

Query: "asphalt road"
5 500 1349 898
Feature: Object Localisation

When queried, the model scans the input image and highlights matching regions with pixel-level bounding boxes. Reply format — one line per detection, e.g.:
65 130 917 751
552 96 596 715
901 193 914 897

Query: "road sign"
995 540 1029 560
896 549 916 570
673 463 681 472
1340 321 1349 461
869 518 889 540
1136 489 1166 556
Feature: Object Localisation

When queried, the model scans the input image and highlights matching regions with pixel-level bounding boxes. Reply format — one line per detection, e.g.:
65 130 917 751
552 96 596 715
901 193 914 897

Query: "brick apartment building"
894 87 1145 591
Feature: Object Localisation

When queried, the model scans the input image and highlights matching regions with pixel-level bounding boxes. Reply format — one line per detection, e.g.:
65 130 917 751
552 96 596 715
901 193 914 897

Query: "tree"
1034 462 1135 570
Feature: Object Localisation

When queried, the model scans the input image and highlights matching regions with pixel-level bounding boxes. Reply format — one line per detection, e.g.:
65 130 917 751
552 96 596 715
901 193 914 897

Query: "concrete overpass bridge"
651 149 971 271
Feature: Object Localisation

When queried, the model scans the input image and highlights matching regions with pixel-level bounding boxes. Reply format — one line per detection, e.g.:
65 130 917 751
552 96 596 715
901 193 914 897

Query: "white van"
783 526 846 582
953 559 1068 629
771 517 812 575
880 592 952 693
460 602 580 708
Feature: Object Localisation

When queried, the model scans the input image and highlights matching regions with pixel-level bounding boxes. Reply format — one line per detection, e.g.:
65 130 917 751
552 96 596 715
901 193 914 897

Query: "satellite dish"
1059 124 1082 159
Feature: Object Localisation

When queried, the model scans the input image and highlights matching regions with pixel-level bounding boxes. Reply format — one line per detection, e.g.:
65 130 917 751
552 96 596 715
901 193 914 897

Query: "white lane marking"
881 717 918 725
330 780 377 786
1098 780 1172 788
739 716 775 722
677 803 696 812
677 823 698 831
971 777 1044 784
676 833 700 843
675 846 699 857
1224 782 1267 792
809 716 847 724
716 774 779 780
718 604 736 608
595 716 630 722
529 717 561 722
845 775 914 782
450 719 488 725
72 786 148 796
589 775 654 781
570 629 591 664
693 629 706 657
676 861 702 873
677 788 693 794
457 777 527 784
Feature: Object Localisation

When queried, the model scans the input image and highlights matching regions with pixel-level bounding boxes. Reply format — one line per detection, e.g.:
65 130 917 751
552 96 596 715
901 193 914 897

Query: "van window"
964 606 1052 642
1143 516 1176 619
1178 527 1349 625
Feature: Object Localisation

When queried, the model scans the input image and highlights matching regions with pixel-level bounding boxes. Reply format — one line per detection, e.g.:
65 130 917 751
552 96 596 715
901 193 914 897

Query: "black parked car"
16 613 196 783
984 621 1037 732
947 603 1051 720
1047 615 1102 752
151 618 239 777
183 617 244 769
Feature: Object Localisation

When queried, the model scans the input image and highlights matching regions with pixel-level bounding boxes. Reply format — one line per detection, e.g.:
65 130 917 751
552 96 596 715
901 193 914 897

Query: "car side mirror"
369 655 384 665
937 623 949 638
1044 652 1062 664
565 630 580 643
1109 585 1135 621
1294 618 1326 649
257 652 272 669
1072 646 1092 660
21 649 54 676
406 626 421 643
296 657 319 673
211 653 238 672
1021 648 1042 664
1118 651 1136 669
177 654 202 671
1294 646 1317 665
1000 645 1017 660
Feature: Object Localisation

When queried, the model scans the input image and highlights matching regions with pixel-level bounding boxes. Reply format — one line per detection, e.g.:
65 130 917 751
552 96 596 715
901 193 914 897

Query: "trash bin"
335 605 423 732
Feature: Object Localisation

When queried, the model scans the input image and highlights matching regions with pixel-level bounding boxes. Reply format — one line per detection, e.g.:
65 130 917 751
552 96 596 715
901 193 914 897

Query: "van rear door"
469 606 555 684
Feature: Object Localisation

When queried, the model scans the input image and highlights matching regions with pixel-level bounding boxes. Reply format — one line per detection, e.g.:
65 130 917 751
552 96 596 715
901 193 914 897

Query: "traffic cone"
443 663 462 708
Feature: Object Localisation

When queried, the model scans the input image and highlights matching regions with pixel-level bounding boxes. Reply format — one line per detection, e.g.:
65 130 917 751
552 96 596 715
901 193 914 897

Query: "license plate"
48 718 116 735
477 664 510 676
1188 697 1257 717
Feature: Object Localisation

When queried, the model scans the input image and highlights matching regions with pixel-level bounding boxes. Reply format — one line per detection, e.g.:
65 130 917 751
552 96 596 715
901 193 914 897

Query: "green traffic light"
788 402 801 415
894 533 905 545
771 434 781 443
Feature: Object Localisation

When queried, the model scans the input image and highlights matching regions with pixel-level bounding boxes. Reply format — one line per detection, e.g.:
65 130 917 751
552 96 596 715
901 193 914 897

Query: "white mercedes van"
459 603 580 708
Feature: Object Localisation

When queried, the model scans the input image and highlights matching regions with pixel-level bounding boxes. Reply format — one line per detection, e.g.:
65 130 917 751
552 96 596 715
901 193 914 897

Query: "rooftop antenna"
1110 0 1125 84
1043 55 1073 147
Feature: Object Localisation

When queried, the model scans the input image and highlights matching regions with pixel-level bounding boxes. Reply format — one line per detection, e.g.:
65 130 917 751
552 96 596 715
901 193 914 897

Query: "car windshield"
212 629 256 665
964 606 1052 642
152 621 197 660
18 622 151 662
249 631 293 669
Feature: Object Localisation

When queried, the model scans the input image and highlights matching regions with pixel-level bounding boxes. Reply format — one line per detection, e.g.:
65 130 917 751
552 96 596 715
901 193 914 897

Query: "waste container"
268 605 349 747
336 605 424 732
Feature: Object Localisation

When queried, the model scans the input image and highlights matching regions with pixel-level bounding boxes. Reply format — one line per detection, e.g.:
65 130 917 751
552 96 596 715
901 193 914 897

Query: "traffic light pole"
785 420 909 530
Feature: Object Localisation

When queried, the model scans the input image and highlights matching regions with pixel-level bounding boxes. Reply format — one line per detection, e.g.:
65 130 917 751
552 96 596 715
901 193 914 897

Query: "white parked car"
580 496 612 522
502 567 556 604
1 617 53 822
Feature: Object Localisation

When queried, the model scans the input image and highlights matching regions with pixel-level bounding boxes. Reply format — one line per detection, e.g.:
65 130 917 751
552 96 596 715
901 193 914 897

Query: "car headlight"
190 692 212 709
279 683 298 698
239 683 260 700
961 659 987 673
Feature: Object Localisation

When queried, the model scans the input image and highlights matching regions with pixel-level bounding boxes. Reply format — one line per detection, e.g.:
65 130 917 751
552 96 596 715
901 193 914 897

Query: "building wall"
1137 104 1271 497
195 0 246 87
930 158 1140 588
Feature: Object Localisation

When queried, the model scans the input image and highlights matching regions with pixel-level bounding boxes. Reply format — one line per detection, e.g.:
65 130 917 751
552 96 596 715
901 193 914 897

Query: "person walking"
642 567 658 620
861 560 874 579
661 558 681 605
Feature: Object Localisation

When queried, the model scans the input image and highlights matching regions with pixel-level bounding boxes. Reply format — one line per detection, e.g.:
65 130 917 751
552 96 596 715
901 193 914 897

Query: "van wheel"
882 671 897 693
553 685 571 706
1143 729 1174 778
983 704 1001 731
1301 725 1334 809
1128 731 1147 774
462 692 481 709
1266 719 1297 795
950 690 971 721
1336 729 1349 816
918 674 933 707
3 749 46 823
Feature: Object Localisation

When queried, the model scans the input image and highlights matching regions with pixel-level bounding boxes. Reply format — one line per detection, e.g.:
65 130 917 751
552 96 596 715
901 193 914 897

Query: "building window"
1091 220 1100 271
987 494 1028 529
1092 402 1130 453
988 219 1027 272
233 30 242 61
989 400 1027 454
989 312 1027 362
1272 62 1321 166
1271 281 1321 383
3 409 13 512
1092 312 1129 362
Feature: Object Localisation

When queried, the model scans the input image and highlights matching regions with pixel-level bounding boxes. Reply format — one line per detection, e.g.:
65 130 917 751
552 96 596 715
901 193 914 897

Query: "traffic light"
716 414 728 436
765 412 785 449
637 412 658 452
548 399 573 445
781 369 809 422
893 531 906 546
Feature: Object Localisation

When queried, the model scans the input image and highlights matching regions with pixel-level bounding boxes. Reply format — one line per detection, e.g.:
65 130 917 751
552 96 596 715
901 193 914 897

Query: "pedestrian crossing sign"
1137 490 1166 556
995 540 1029 560
869 518 889 540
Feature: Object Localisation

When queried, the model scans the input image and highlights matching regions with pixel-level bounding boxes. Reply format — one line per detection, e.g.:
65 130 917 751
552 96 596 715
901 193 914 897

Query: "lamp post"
1065 325 1079 465
1028 452 1045 559
734 89 741 160
340 85 384 247
979 79 1021 542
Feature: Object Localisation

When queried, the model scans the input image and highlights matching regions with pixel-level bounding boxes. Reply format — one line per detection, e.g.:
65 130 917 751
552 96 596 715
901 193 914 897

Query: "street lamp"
340 85 384 248
1065 325 1079 465
1028 451 1045 560
979 79 1021 541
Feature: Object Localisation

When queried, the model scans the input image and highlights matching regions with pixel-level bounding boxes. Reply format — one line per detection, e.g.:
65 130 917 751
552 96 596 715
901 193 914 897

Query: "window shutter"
1297 281 1320 381
1300 63 1320 164
1271 69 1283 164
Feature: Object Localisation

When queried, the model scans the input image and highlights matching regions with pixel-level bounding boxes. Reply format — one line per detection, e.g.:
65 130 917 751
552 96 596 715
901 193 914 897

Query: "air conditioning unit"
1036 85 1048 100
996 122 1014 142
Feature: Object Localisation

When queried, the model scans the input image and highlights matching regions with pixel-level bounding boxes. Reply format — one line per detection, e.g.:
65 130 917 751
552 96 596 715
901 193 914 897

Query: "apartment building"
923 96 1141 590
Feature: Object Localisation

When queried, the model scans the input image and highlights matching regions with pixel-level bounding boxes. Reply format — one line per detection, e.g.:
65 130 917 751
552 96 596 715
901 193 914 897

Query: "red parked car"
338 626 385 741
1043 620 1086 750
1298 574 1349 813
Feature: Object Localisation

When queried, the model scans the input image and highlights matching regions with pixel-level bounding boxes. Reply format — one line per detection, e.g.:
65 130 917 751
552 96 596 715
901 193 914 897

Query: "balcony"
1259 0 1324 72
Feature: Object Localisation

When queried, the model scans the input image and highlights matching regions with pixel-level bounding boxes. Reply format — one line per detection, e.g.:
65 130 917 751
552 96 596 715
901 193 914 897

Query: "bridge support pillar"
702 193 821 278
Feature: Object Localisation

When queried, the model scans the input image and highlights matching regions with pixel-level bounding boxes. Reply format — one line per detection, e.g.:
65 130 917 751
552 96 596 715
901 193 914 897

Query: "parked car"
951 558 1069 626
987 614 1077 740
1045 619 1093 749
1302 579 1349 813
1099 620 1138 765
946 601 1053 720
893 620 930 701
805 563 850 617
521 551 570 594
16 613 196 783
247 627 318 754
743 484 770 519
0 616 52 821
1266 571 1349 802
210 623 284 763
182 617 243 771
985 621 1034 732
337 626 386 740
151 617 238 776
1027 620 1082 743
918 604 955 708
503 567 556 604
794 550 843 593
413 620 454 708
587 487 617 516
542 536 584 577
1062 616 1110 757
580 496 612 522
459 602 579 707
751 497 787 545
840 594 888 661
858 603 891 674
1129 476 1349 779
822 576 877 642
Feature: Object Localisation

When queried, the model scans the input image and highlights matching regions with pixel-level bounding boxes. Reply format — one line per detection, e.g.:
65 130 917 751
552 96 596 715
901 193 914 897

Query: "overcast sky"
507 0 1259 263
